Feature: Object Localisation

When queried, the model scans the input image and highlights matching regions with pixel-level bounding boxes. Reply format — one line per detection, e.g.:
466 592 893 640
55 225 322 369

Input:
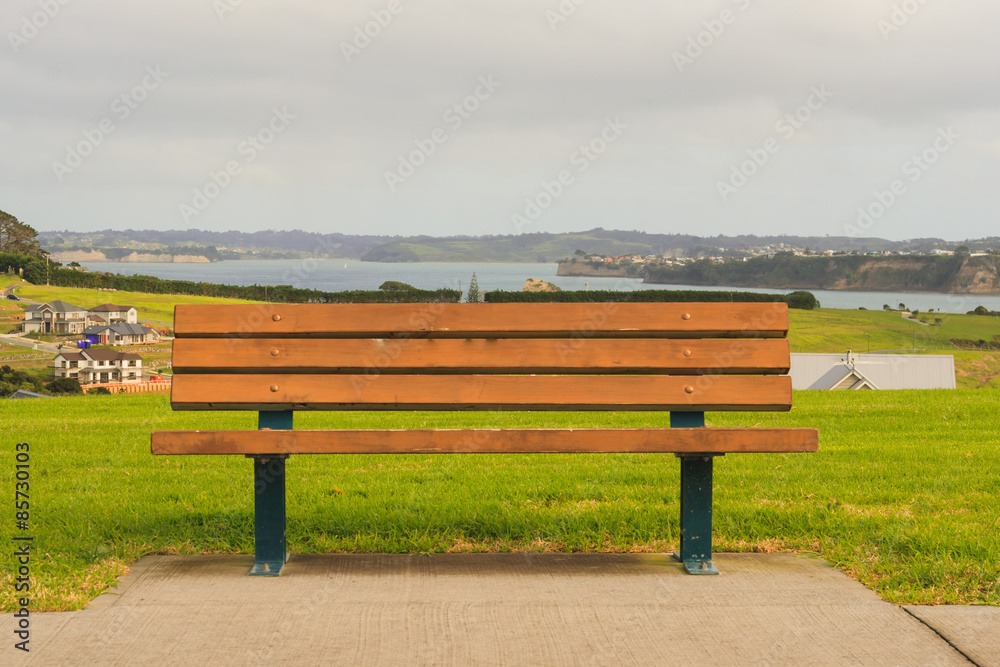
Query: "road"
0 332 60 353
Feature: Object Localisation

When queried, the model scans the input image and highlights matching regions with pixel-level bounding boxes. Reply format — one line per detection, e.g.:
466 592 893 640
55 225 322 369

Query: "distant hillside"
359 229 998 262
38 229 395 260
359 231 661 263
644 254 1000 294
36 227 1000 263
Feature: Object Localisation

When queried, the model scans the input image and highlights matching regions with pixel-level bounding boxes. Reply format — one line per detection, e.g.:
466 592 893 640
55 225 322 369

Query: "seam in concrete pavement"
902 606 979 666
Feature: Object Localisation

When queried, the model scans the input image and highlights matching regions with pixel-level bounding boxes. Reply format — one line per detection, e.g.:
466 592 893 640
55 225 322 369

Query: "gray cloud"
1 0 997 241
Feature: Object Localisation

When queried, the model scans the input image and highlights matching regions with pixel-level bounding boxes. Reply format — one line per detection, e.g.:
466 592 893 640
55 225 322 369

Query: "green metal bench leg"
250 411 292 576
671 411 720 575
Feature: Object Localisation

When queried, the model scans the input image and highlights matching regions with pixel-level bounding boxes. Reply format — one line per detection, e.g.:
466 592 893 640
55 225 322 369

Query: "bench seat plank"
170 374 793 411
173 303 789 339
152 427 819 455
171 338 791 375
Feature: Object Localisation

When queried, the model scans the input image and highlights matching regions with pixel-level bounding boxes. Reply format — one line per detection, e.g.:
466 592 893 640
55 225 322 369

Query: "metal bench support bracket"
250 411 292 576
671 411 721 575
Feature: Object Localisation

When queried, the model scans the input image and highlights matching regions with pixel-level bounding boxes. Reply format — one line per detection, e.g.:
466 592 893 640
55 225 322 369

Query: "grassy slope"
1 390 998 610
9 283 257 324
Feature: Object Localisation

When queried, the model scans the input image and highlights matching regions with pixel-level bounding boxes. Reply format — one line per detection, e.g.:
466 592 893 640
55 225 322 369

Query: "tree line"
484 288 819 309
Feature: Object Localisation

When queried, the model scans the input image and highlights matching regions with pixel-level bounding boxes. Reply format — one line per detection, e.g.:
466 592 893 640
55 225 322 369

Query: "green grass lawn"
2 390 998 611
9 283 257 325
789 307 1000 353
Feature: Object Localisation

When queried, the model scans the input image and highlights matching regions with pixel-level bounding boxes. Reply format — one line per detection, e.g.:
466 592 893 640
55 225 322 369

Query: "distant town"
566 243 995 269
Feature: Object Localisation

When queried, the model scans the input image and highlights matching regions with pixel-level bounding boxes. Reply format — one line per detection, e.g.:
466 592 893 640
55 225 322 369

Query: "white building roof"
790 352 955 390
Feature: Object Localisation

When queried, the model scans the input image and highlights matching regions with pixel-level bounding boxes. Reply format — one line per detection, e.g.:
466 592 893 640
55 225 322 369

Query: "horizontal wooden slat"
172 303 789 339
170 374 793 411
171 338 791 375
152 428 819 455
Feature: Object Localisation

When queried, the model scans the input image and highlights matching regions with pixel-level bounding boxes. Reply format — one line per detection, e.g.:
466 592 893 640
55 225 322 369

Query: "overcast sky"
2 1 998 241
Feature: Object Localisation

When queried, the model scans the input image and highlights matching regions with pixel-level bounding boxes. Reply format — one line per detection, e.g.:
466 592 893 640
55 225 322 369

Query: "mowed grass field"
1 390 998 611
5 279 255 325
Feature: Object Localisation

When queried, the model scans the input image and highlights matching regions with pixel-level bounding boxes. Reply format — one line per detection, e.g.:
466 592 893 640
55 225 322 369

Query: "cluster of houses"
22 300 158 344
580 246 996 267
21 300 160 387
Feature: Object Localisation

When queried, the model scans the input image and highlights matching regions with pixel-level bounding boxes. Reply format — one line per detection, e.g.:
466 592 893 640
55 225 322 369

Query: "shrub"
379 281 416 291
785 291 820 310
0 365 44 397
47 377 83 395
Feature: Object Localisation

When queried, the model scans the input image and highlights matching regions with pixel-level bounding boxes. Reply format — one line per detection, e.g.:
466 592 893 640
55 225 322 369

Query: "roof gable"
82 348 127 361
90 304 136 312
42 300 87 313
807 365 881 391
83 323 153 335
109 323 151 335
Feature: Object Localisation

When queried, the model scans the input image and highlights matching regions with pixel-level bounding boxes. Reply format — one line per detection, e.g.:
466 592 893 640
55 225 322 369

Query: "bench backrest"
168 302 793 413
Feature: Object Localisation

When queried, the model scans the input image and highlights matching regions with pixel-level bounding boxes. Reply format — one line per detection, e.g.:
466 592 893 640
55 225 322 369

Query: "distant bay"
78 259 1000 314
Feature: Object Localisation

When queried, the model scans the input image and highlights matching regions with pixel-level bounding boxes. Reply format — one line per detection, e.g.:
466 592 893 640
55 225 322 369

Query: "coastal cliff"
642 254 1000 295
556 261 631 277
49 250 212 263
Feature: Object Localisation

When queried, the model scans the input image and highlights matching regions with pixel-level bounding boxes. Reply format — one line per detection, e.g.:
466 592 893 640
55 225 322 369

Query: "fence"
81 379 171 395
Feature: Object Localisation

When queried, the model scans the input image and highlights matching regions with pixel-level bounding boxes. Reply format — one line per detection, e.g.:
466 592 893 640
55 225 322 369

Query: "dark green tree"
465 273 481 303
379 280 416 291
0 210 44 258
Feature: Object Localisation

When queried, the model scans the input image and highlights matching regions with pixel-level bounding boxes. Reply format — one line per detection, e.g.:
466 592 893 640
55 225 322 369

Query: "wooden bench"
151 302 817 576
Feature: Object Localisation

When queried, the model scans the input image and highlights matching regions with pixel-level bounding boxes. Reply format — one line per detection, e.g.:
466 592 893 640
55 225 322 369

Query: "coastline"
50 250 212 264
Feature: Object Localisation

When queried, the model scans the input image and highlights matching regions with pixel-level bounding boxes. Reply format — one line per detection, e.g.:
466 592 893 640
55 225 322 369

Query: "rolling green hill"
359 231 663 263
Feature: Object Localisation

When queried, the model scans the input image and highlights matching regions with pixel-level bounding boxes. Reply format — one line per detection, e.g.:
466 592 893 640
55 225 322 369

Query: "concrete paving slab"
905 605 1000 666
5 553 971 666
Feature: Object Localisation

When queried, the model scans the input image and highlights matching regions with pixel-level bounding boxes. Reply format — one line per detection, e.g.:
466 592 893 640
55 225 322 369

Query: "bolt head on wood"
272 314 282 322
270 349 280 357
269 384 279 392
681 313 691 320
683 349 692 357
684 386 695 394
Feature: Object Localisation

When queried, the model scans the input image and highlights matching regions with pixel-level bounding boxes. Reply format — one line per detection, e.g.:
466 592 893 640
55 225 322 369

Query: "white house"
22 300 90 334
52 348 144 385
88 304 138 324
